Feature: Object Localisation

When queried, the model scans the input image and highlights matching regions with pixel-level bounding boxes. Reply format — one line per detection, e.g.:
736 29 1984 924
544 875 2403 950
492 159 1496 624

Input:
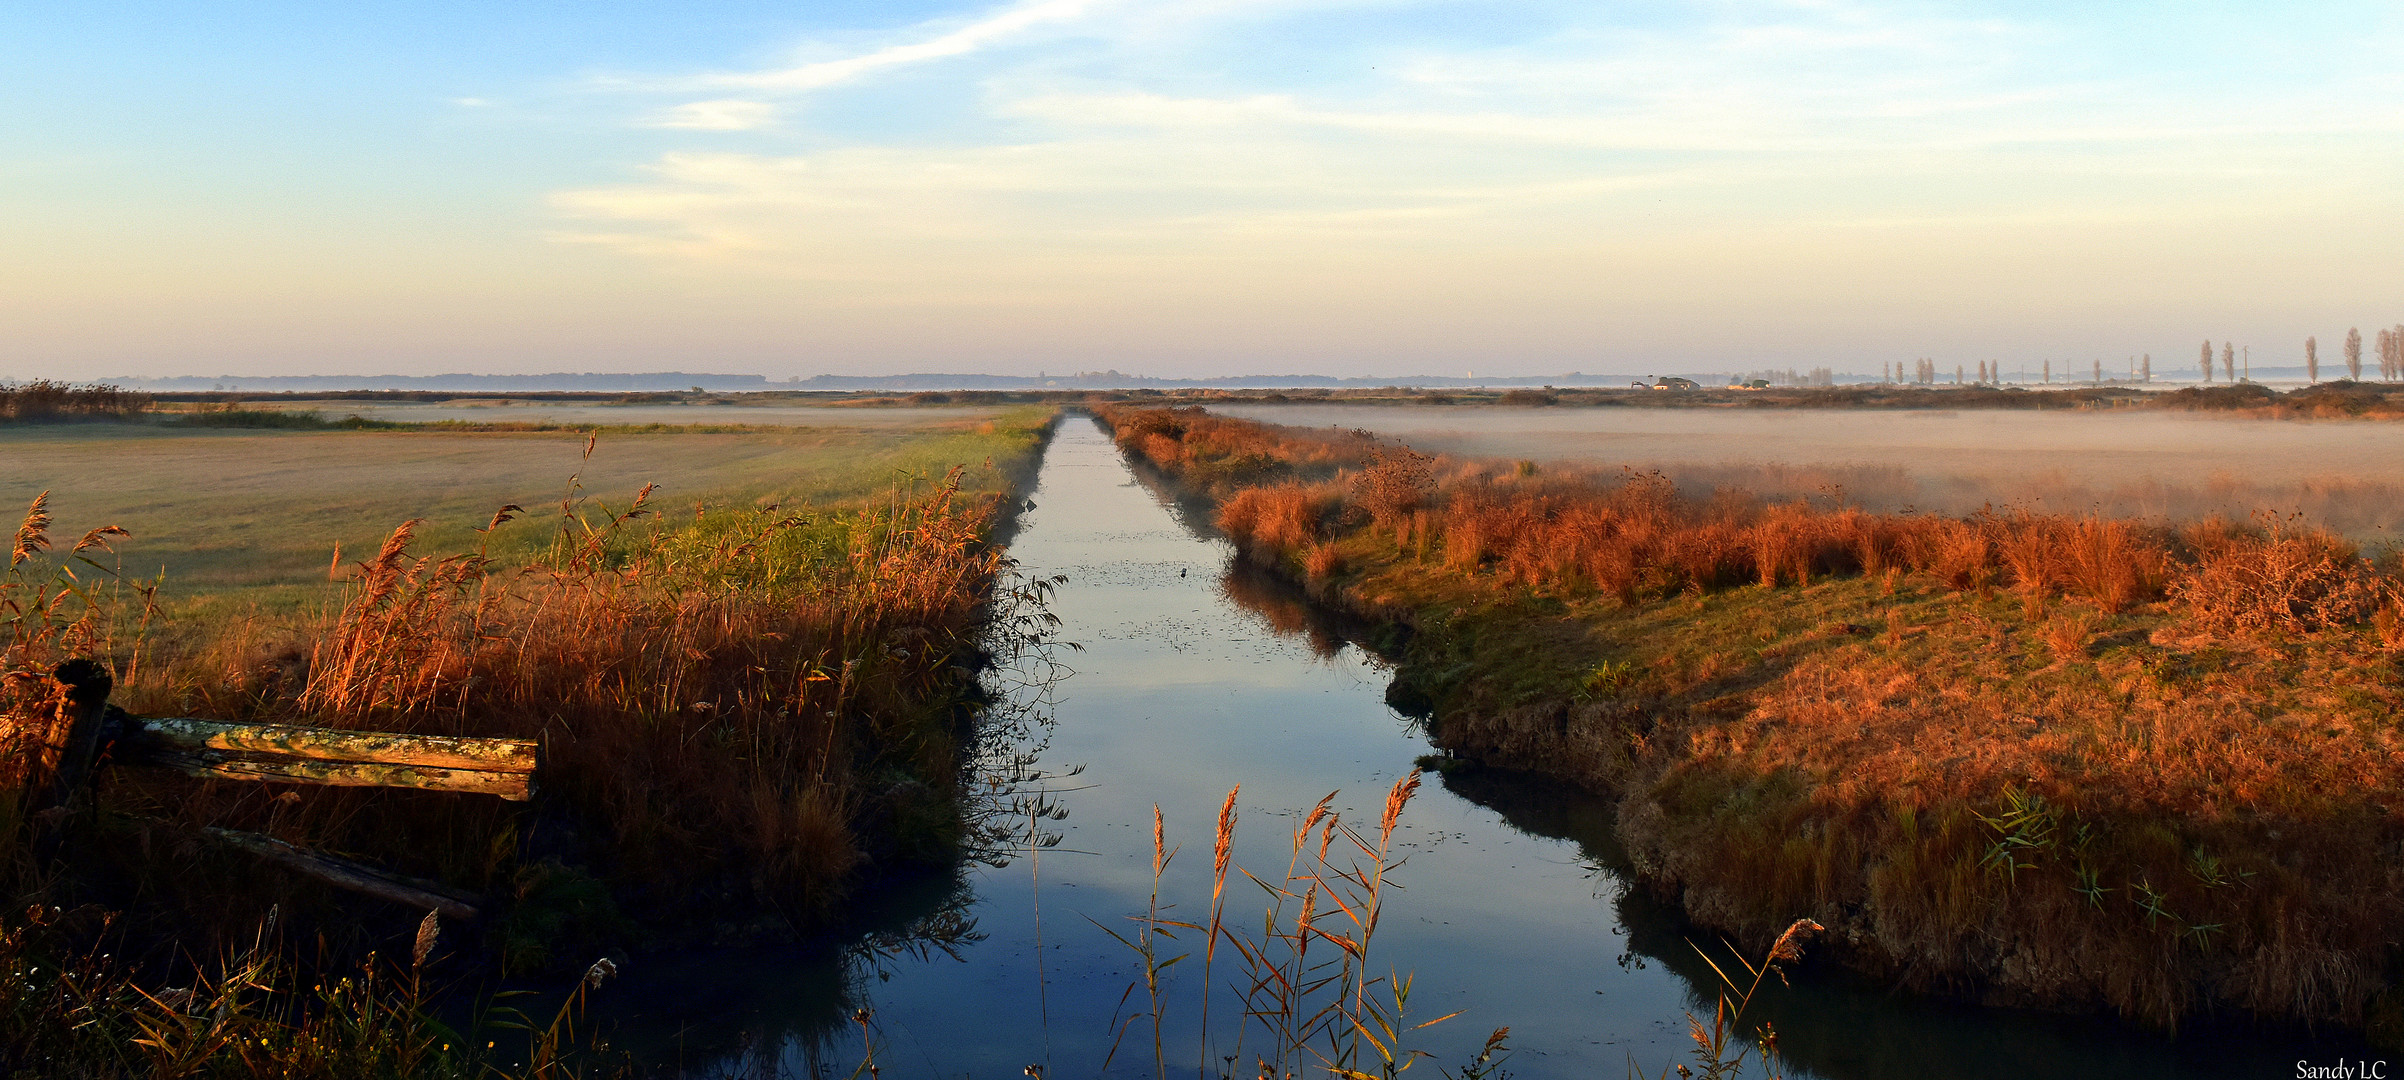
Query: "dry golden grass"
1 411 1055 981
1096 403 2404 1036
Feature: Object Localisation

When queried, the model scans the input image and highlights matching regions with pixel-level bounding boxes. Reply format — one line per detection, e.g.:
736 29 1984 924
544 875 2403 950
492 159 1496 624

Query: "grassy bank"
0 407 1059 1075
1092 403 2404 1040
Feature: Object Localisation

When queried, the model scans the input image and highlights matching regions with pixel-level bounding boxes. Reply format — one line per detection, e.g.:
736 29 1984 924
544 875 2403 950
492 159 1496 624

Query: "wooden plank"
129 717 537 774
139 749 534 801
203 827 481 920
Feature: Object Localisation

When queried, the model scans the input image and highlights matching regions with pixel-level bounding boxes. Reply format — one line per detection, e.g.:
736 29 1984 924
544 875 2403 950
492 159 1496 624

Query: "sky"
5 1 2402 380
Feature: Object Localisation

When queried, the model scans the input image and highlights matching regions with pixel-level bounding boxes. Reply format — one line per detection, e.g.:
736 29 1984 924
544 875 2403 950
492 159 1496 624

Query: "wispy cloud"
644 99 779 130
546 0 2404 354
667 0 1107 94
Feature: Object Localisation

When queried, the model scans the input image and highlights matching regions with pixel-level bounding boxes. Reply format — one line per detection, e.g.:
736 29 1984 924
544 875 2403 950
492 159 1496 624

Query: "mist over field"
1219 403 2404 542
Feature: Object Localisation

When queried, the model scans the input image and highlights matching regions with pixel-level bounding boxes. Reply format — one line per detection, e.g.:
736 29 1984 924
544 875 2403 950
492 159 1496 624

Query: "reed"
0 414 1056 1069
1098 775 1519 1080
0 381 152 423
1631 919 1823 1080
1092 403 2404 1036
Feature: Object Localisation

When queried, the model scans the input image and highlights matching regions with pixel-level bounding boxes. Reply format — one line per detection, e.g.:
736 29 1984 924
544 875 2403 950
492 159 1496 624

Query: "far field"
2 403 1035 601
1219 402 2404 539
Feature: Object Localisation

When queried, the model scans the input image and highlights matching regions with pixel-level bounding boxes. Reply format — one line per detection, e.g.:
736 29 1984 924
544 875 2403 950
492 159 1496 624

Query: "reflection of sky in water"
783 416 1695 1076
598 417 2361 1079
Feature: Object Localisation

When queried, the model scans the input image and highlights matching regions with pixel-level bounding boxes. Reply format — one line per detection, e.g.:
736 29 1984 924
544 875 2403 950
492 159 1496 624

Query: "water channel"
608 417 2355 1078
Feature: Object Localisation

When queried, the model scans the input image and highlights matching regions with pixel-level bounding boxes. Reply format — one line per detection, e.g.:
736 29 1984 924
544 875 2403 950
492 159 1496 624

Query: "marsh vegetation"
5 389 2395 1077
0 406 1057 1076
1100 402 2404 1044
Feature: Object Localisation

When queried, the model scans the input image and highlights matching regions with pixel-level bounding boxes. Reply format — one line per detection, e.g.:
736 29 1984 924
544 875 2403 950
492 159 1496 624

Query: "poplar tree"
2141 354 2151 382
2307 335 2319 383
2200 341 2213 383
2221 342 2236 382
2346 327 2363 380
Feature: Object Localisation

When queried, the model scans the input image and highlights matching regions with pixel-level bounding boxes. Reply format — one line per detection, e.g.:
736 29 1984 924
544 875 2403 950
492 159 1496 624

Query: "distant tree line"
2188 325 2404 386
1740 367 1835 388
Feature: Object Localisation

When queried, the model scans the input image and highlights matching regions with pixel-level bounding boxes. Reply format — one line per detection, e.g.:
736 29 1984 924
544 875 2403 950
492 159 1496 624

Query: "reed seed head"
1768 918 1823 965
1381 770 1422 846
1213 786 1239 881
12 491 52 569
411 911 439 969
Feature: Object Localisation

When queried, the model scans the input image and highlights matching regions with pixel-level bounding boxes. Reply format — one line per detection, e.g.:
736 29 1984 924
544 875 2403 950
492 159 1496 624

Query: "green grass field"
3 405 1046 605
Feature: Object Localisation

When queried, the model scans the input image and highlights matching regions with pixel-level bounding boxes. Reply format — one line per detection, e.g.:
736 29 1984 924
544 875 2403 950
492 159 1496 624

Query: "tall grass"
57 458 1030 948
0 381 152 423
1093 403 2404 1036
0 429 1051 1070
1099 775 1511 1080
1099 780 1827 1080
1097 404 2381 634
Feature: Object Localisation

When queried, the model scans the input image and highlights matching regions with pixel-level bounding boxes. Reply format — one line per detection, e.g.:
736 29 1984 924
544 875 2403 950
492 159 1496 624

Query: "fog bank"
1218 404 2404 541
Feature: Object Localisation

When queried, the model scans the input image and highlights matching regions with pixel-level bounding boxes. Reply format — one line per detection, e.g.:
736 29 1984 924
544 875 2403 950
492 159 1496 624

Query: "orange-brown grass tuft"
2171 511 2383 633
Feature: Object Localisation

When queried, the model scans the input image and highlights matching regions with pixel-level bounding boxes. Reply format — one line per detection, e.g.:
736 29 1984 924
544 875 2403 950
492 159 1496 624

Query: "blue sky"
6 1 2401 378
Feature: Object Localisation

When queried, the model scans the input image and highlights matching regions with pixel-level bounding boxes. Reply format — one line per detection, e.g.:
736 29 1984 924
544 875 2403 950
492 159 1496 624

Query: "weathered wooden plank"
140 749 534 801
129 717 537 774
203 827 481 920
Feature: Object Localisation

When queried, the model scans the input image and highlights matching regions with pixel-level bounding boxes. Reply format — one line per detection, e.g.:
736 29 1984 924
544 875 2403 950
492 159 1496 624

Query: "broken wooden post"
203 827 481 920
118 718 538 801
46 659 113 811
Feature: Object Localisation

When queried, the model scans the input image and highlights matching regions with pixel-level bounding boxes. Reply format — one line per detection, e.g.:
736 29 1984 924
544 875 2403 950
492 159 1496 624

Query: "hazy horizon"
8 2 2402 380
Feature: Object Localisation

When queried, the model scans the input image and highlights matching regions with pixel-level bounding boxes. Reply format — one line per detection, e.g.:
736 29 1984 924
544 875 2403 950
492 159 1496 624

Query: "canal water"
607 417 2356 1078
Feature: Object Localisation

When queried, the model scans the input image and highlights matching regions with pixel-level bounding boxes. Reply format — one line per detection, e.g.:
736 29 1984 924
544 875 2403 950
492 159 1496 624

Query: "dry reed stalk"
1201 784 1238 1073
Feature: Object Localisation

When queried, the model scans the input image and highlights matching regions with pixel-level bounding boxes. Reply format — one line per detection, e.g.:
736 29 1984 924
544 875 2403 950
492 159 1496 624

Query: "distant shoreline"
67 368 2305 394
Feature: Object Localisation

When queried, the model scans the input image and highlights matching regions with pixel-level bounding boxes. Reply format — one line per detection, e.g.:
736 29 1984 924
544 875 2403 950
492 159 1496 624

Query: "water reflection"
1226 555 2371 1080
1218 560 1354 661
601 417 2366 1079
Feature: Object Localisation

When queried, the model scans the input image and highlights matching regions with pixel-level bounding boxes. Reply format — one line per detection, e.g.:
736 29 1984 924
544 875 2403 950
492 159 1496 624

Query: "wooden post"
45 659 113 810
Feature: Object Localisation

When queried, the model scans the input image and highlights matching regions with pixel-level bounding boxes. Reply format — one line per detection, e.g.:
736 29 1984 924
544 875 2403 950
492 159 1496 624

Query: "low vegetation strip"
0 409 1058 1076
0 380 151 422
1092 403 2404 1039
